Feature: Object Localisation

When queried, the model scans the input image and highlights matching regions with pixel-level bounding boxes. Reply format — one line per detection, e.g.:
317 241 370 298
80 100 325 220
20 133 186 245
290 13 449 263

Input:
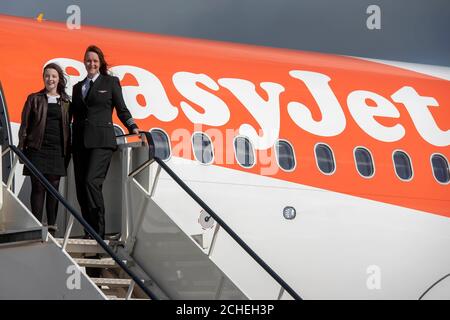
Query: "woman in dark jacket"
70 45 139 239
18 63 71 236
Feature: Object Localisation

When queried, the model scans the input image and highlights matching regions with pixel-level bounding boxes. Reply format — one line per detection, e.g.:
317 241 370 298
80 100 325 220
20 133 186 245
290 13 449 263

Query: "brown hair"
43 63 68 99
84 45 109 75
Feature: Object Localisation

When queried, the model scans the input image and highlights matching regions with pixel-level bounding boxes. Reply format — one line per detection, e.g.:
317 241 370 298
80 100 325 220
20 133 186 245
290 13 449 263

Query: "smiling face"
43 68 59 94
84 51 100 78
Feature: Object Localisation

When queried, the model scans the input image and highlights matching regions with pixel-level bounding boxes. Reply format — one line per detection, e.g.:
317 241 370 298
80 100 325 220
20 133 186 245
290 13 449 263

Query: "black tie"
84 80 94 101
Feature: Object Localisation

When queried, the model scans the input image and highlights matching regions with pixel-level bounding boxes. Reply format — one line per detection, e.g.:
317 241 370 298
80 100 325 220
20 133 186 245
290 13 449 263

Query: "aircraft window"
192 132 214 164
234 136 254 168
393 151 413 181
354 147 374 178
151 129 171 161
276 140 296 171
114 125 125 145
315 144 335 174
431 154 449 184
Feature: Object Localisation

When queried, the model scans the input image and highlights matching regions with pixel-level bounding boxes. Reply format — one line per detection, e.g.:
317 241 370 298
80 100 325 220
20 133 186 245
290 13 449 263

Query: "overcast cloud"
1 0 449 66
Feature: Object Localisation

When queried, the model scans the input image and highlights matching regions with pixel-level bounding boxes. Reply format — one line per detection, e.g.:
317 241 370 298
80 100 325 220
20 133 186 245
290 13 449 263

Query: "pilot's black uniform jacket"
71 74 137 149
70 74 138 239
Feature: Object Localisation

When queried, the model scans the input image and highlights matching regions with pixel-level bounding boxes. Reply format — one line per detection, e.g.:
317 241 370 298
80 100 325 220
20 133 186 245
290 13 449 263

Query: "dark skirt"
23 147 66 176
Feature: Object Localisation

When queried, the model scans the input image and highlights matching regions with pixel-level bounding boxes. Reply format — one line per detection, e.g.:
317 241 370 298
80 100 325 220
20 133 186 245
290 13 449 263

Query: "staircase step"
74 258 118 268
0 227 45 246
55 238 110 254
91 277 132 288
55 238 111 246
106 295 149 300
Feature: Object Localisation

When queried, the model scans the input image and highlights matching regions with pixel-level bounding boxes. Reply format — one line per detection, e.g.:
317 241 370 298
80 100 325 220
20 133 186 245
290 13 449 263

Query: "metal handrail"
8 145 158 300
132 132 303 300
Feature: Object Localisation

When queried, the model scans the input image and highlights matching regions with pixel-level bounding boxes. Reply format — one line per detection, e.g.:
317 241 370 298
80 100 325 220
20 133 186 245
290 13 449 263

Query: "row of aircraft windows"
116 127 450 185
314 145 450 184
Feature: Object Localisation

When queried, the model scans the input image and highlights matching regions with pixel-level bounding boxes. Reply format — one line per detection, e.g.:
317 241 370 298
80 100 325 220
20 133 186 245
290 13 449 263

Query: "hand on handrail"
115 132 141 138
139 131 149 146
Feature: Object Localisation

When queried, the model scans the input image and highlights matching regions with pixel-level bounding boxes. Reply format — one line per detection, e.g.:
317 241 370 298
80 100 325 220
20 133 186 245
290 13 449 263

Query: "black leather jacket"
18 90 71 156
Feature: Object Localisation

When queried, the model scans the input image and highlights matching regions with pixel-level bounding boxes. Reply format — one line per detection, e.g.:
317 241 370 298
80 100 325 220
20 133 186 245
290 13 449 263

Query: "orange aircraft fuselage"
0 15 448 218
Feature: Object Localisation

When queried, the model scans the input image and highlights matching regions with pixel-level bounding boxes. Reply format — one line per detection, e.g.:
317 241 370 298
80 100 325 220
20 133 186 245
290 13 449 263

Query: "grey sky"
1 0 449 66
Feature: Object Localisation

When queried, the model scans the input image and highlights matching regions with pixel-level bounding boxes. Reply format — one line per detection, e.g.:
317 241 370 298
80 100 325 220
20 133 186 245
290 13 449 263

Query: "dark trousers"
73 146 114 239
30 174 61 226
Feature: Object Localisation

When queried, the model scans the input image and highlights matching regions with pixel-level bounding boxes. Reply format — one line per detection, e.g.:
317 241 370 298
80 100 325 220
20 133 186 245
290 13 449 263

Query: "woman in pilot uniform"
70 45 139 239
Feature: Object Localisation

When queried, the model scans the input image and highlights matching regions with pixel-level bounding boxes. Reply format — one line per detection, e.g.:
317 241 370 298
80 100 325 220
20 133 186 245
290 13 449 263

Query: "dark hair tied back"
85 45 109 75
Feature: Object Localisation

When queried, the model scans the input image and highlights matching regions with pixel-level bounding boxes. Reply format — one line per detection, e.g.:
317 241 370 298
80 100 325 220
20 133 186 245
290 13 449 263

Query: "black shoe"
48 225 57 237
105 233 121 241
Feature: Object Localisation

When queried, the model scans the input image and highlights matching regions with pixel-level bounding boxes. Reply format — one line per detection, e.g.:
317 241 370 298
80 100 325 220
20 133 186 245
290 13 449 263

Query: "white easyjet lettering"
111 65 178 121
173 72 230 126
391 86 450 147
218 78 284 150
347 90 405 142
49 58 448 148
287 70 346 137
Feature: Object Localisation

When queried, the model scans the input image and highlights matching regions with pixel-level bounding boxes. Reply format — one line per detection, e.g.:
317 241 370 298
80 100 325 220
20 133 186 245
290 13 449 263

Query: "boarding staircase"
0 142 162 300
0 122 301 299
54 237 149 300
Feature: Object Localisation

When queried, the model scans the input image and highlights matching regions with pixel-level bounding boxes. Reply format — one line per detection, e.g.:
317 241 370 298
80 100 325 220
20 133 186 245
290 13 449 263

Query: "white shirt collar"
46 94 60 103
86 73 100 83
